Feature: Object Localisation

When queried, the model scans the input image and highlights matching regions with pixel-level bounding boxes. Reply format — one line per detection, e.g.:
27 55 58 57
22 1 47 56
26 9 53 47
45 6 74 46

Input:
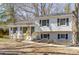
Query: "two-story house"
6 13 76 44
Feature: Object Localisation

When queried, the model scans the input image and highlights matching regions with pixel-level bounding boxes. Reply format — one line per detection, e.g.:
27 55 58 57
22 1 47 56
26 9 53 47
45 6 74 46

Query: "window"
40 19 49 26
31 27 35 34
20 27 23 31
60 19 65 25
57 34 68 39
42 20 47 26
61 34 66 38
57 18 69 26
11 27 12 30
23 27 27 33
13 27 17 33
41 34 50 39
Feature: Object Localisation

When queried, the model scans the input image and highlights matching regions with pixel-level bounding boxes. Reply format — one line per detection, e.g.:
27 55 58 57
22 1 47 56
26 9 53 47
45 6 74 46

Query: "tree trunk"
72 4 79 46
72 12 78 46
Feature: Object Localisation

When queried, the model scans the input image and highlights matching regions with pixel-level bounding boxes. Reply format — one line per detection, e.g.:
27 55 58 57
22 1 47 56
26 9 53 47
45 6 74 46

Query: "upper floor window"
39 19 49 26
57 18 69 26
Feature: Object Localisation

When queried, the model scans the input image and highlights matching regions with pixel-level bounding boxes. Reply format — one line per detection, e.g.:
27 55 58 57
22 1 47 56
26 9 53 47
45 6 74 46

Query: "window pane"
31 27 34 34
13 27 17 33
20 27 23 31
42 20 46 26
66 18 69 26
58 18 69 26
40 20 49 26
60 19 65 25
11 27 12 30
23 27 27 33
44 34 48 38
61 34 65 38
41 34 50 39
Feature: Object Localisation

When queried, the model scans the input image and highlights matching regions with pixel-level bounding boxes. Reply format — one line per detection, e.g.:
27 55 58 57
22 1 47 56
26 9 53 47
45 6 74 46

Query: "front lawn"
0 37 27 49
0 38 10 42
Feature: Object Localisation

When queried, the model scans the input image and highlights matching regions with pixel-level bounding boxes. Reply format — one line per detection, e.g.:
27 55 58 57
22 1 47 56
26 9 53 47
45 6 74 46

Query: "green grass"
0 38 10 42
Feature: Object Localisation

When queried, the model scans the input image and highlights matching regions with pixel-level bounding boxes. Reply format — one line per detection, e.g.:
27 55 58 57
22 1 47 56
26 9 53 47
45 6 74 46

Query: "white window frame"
57 18 69 26
41 34 50 39
40 19 49 26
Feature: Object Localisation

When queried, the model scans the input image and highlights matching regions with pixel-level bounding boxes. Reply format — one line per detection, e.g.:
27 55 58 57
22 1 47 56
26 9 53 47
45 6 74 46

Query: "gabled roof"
7 19 35 27
35 13 74 20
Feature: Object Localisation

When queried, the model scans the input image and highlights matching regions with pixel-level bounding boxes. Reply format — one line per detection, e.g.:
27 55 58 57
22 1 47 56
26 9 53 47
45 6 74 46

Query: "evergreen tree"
65 4 71 13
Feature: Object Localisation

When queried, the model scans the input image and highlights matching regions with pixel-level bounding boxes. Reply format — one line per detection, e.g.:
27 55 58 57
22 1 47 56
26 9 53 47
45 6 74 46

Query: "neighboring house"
3 13 76 44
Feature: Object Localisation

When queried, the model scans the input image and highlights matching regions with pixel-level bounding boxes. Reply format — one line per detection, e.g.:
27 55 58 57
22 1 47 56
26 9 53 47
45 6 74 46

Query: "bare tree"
72 3 79 46
0 3 16 24
14 3 54 17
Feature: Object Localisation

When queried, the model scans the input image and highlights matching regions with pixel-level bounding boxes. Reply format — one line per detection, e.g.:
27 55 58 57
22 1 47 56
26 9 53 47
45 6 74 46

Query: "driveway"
0 39 79 55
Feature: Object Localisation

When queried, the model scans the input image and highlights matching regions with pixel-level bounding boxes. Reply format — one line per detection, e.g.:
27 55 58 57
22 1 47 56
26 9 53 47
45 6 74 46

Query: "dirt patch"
0 38 79 55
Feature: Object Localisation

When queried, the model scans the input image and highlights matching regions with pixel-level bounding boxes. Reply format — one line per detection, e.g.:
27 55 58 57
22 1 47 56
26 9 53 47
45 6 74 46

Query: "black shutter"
66 18 69 26
48 34 50 39
57 18 59 26
66 34 68 39
58 34 60 39
41 34 43 39
47 20 49 26
39 20 41 26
